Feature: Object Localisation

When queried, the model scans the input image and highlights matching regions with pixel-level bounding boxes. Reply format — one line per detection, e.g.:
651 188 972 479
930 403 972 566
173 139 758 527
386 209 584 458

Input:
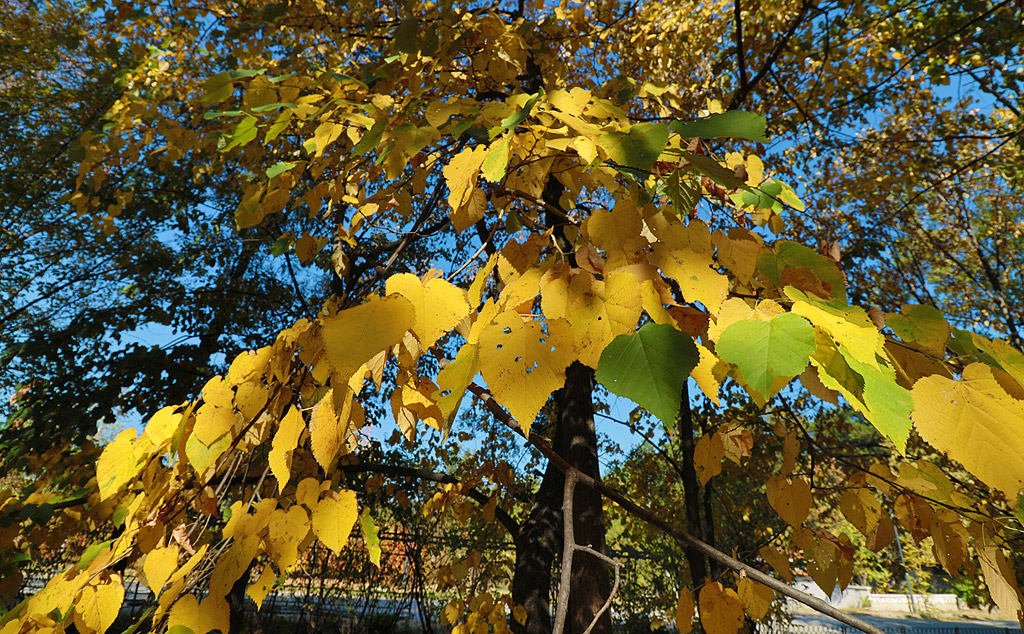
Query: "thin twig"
575 544 622 634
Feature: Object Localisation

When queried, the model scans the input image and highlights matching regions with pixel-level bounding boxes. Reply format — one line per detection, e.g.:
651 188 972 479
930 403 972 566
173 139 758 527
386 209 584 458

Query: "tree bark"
558 362 613 634
512 444 564 634
511 363 612 634
676 381 709 586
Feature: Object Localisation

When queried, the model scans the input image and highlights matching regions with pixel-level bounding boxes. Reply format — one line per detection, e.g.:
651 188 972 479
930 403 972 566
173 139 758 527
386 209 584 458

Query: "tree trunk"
677 381 709 586
511 363 612 634
511 445 564 634
558 362 613 634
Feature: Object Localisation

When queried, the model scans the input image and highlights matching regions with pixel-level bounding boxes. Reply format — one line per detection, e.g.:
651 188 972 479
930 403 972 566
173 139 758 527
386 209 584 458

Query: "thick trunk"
559 362 612 634
511 363 612 634
511 449 564 634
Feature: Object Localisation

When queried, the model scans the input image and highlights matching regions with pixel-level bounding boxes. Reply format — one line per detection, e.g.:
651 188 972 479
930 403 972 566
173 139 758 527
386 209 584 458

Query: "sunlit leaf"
595 322 698 427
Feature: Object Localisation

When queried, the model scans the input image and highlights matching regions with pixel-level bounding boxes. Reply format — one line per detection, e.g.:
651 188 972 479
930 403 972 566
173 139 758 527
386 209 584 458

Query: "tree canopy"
1 1 1022 634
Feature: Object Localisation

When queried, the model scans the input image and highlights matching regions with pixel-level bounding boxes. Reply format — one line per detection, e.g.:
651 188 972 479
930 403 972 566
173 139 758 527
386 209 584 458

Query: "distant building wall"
790 577 966 613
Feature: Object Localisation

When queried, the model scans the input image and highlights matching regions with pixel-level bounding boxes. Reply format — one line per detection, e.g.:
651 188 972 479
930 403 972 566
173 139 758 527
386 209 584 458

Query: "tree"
1 1 1023 634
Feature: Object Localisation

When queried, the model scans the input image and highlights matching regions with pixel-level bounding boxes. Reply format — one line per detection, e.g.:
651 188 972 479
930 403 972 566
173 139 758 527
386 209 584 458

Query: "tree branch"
552 470 578 634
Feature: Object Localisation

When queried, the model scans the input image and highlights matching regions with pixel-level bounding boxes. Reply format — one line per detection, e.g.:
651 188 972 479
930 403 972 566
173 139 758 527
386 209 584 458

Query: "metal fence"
760 625 1022 634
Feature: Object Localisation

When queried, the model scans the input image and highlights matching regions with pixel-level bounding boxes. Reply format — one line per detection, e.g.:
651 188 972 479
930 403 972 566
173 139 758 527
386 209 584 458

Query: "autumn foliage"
1 1 1023 634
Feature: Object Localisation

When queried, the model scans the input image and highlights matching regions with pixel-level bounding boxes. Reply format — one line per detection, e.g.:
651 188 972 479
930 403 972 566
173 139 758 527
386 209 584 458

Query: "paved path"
793 613 1021 633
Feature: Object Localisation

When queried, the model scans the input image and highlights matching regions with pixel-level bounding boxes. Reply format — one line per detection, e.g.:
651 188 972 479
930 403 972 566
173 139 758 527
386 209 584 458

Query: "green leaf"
250 102 296 113
598 123 669 172
816 342 913 452
885 304 950 355
595 323 698 426
451 117 478 140
199 72 233 105
393 17 419 54
481 133 511 182
500 93 541 130
662 170 700 215
673 150 748 190
352 116 388 156
77 540 113 569
716 312 816 401
669 111 768 142
266 161 297 179
203 109 243 120
757 241 847 301
220 115 258 152
229 68 267 79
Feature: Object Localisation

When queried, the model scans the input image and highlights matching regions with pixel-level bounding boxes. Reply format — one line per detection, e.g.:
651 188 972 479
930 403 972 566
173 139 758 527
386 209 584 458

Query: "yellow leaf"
582 206 647 271
309 388 363 471
295 477 323 509
228 347 272 386
548 87 592 116
766 475 812 527
320 294 415 381
184 431 231 481
839 489 882 537
443 599 464 625
675 586 695 634
469 252 499 306
168 594 227 634
788 288 884 367
698 581 744 634
392 378 446 441
691 342 725 405
192 402 237 446
209 535 259 600
563 270 643 368
295 232 318 263
970 334 1024 392
650 221 728 313
309 121 345 157
720 424 753 464
140 406 184 451
96 429 140 501
386 273 471 349
737 577 774 621
912 363 1024 497
313 489 359 554
694 433 724 485
444 145 487 230
477 310 575 432
712 228 763 286
269 406 305 492
166 544 209 587
512 604 528 626
758 545 793 582
247 566 276 610
707 298 783 342
73 575 124 634
268 505 309 571
971 522 1024 620
143 545 179 596
435 344 479 420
